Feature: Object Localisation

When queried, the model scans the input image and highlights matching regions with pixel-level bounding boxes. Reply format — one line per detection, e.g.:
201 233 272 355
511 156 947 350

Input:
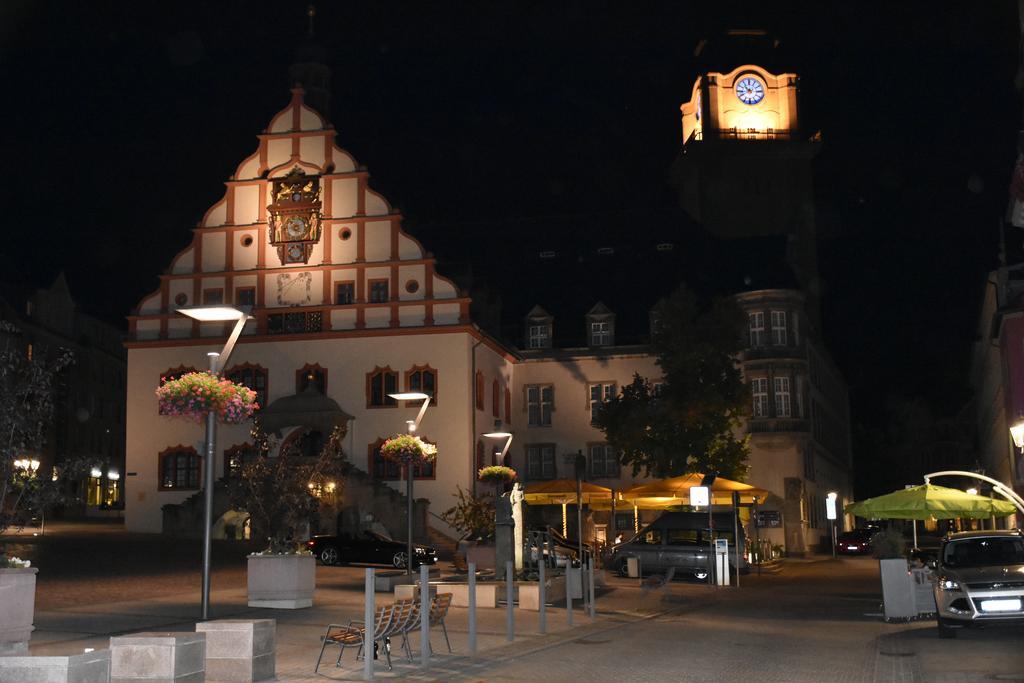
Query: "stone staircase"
426 524 460 561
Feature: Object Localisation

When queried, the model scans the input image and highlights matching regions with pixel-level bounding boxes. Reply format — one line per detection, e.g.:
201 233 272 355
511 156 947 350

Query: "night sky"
1 2 1020 491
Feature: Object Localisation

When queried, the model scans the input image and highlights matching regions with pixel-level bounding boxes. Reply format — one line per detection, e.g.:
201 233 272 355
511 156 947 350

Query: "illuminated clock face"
736 77 765 105
284 216 307 239
287 244 304 262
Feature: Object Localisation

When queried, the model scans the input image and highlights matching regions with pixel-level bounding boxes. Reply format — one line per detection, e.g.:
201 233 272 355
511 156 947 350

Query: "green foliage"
0 322 84 534
440 486 495 540
871 527 907 559
228 420 349 554
594 285 751 480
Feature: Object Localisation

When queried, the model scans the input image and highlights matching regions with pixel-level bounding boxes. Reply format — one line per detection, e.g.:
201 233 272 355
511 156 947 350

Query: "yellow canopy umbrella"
522 479 613 536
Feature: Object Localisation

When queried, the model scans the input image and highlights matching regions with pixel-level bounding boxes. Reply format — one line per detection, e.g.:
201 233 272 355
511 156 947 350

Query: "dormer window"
586 302 615 347
524 305 554 350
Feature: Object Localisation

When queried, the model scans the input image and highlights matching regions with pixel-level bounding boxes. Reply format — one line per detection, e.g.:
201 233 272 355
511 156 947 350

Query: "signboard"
715 538 729 554
754 510 782 528
826 495 838 521
689 486 709 508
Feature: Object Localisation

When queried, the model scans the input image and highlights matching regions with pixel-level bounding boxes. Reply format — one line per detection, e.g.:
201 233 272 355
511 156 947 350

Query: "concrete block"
394 580 497 607
373 567 439 592
109 631 205 683
0 566 38 653
196 619 275 682
0 649 110 683
518 576 566 611
247 554 315 609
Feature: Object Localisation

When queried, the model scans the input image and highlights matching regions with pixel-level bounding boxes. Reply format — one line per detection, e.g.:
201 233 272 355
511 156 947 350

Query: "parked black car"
836 529 875 555
306 531 438 568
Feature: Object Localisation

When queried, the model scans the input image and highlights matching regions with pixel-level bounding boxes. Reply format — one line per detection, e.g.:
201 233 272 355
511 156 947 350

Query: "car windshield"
942 537 1024 568
839 530 871 541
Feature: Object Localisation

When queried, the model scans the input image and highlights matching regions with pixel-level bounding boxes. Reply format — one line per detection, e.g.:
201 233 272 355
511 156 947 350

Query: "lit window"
528 324 551 349
749 312 765 348
589 443 619 478
367 367 398 407
751 378 768 418
527 385 554 427
774 376 791 418
296 364 327 394
589 383 615 425
526 444 556 479
590 321 612 346
224 444 259 478
771 310 787 346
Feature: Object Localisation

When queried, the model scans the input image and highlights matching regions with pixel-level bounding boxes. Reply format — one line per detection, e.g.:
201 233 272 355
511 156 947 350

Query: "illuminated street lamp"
826 492 838 558
176 304 252 620
13 459 40 476
482 429 513 466
388 391 431 575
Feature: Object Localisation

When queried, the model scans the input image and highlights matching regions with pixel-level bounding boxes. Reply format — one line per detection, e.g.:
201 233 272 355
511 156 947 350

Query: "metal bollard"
420 563 430 666
468 562 477 655
588 559 596 619
364 568 374 680
566 567 573 626
538 559 547 634
506 561 514 642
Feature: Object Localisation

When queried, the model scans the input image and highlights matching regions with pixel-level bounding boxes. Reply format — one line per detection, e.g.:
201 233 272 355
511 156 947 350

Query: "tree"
594 285 751 480
228 419 349 553
0 322 79 533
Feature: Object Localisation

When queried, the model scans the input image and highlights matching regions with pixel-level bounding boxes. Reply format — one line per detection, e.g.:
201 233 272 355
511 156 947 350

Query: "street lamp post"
176 305 252 620
388 392 431 575
482 429 514 568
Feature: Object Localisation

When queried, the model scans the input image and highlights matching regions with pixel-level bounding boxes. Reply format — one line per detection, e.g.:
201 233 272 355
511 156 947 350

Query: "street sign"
826 496 837 520
689 486 709 507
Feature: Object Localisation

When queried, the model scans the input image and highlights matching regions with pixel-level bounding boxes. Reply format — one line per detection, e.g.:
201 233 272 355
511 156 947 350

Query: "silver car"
933 529 1024 638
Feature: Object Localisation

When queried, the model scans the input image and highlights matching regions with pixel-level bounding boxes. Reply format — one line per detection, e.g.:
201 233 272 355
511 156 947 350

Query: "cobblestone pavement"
7 522 1024 682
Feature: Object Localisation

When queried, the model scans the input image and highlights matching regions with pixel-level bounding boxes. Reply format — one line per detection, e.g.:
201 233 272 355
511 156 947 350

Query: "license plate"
980 599 1022 612
846 546 859 550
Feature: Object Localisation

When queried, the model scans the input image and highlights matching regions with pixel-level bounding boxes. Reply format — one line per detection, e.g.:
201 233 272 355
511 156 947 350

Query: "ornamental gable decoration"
268 168 323 265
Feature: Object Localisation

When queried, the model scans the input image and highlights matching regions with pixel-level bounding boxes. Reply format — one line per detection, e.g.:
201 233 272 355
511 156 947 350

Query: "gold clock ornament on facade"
267 168 322 265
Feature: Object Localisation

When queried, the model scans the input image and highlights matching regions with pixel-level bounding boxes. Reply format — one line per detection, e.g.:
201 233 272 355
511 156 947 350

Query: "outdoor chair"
399 592 454 659
315 602 396 673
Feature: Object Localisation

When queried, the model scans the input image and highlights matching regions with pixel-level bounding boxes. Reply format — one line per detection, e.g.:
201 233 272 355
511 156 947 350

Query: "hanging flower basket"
155 371 258 424
478 465 517 484
379 434 438 466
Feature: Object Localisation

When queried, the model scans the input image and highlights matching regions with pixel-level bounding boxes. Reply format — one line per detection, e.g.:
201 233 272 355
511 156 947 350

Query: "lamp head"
388 392 430 402
176 305 251 322
1011 421 1024 449
483 431 513 439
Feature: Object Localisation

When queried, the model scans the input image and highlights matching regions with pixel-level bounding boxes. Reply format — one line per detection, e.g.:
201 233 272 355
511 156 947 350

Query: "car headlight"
937 576 961 591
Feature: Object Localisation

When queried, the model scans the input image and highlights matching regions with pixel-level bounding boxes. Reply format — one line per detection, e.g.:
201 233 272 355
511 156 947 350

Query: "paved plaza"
4 522 1024 681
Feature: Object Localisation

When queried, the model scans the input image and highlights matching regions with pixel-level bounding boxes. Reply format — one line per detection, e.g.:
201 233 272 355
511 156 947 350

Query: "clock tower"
670 31 822 318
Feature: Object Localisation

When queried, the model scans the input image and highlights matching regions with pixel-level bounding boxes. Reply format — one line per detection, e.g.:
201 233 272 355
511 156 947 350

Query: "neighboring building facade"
124 64 852 553
0 274 127 513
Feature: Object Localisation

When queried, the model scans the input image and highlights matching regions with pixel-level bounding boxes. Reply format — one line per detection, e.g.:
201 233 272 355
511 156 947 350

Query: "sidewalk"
27 568 691 681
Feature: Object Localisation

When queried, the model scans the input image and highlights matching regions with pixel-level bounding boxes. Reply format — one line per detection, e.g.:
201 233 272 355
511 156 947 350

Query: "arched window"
159 366 197 385
370 438 436 480
296 363 327 394
405 365 438 405
158 446 201 490
475 371 484 411
366 366 398 407
224 443 260 478
225 363 268 409
492 379 500 417
504 386 512 424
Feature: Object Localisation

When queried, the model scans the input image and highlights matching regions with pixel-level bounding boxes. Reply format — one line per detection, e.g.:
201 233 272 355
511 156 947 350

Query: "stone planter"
459 541 496 571
0 567 38 655
247 554 315 609
879 558 915 620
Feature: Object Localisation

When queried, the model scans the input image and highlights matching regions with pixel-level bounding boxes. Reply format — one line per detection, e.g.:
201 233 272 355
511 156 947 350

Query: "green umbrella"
846 483 1017 521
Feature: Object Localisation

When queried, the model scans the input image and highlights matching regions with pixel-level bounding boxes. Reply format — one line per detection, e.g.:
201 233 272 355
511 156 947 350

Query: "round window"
340 227 352 241
405 280 420 294
174 293 188 306
241 235 254 247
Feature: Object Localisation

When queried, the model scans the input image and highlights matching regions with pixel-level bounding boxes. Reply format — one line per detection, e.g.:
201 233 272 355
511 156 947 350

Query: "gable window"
406 365 437 405
589 443 619 478
296 363 327 394
751 377 768 418
589 383 615 425
589 321 611 346
774 376 792 418
225 363 268 408
335 281 355 305
749 312 765 348
528 324 550 349
475 371 485 411
492 379 500 417
525 443 556 480
371 438 435 480
159 446 200 490
367 367 398 407
235 286 256 307
771 310 787 346
368 279 389 303
527 385 554 427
